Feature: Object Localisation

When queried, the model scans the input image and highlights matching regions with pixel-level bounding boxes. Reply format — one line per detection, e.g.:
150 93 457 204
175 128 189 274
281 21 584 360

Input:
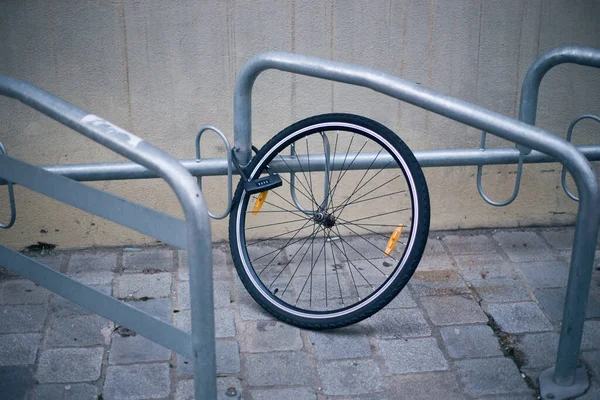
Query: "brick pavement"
1 226 600 399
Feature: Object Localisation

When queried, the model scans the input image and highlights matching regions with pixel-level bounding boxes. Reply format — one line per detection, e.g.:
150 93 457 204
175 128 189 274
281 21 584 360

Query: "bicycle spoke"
327 133 355 210
323 228 328 306
337 221 399 263
334 169 398 215
246 217 309 230
274 223 323 291
334 159 393 214
246 222 315 247
341 207 411 225
254 219 315 271
328 139 368 208
336 231 388 278
334 148 383 212
336 216 409 244
330 227 373 290
328 229 344 305
291 228 328 303
277 155 318 206
306 138 315 214
268 222 320 287
339 190 408 208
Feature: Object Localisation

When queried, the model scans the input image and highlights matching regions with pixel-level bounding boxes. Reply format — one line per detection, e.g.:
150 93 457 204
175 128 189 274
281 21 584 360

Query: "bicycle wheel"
229 113 430 329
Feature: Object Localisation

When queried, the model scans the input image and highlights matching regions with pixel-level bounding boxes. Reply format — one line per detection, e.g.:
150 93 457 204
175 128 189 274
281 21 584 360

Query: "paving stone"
177 280 231 310
246 351 313 386
583 350 600 378
0 365 34 400
0 333 41 365
45 314 111 347
67 250 117 274
309 326 371 360
486 302 552 333
384 287 417 308
518 332 560 369
36 347 104 383
560 249 600 270
582 320 600 351
379 337 448 374
408 270 470 296
440 325 502 358
177 340 240 376
415 252 455 271
317 359 384 396
122 248 173 272
540 228 575 250
113 272 172 299
175 376 243 400
234 278 275 320
515 260 570 288
175 307 236 338
443 234 497 255
66 250 116 285
534 287 600 322
109 334 171 364
67 269 114 285
129 298 173 322
424 237 447 255
493 231 556 262
250 387 316 400
0 279 51 304
54 285 112 315
179 246 232 280
32 383 98 400
0 304 48 333
421 295 488 325
29 254 63 271
576 380 600 400
456 357 531 396
453 253 516 281
471 277 532 302
240 320 303 352
103 363 170 399
387 371 466 400
368 308 431 339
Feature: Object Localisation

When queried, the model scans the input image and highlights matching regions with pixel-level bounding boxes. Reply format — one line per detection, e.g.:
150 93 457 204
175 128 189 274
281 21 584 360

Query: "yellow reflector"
252 191 268 215
384 225 404 256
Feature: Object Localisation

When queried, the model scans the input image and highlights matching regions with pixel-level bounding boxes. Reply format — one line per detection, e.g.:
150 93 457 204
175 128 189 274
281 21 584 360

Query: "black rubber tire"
229 113 430 329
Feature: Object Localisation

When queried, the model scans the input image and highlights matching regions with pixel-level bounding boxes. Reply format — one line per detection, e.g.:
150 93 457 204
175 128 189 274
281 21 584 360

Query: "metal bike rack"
0 77 217 399
0 141 16 229
562 115 600 201
1 46 599 399
232 46 600 400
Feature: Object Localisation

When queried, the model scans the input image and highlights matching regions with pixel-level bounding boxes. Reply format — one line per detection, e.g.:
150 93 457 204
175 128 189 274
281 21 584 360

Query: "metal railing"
0 76 217 399
1 46 599 399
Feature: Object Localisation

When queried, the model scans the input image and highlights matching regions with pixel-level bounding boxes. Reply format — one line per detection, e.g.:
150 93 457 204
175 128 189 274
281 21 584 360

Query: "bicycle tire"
229 113 430 329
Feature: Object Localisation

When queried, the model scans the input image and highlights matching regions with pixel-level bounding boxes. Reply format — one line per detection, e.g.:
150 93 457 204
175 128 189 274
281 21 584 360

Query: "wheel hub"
314 211 336 228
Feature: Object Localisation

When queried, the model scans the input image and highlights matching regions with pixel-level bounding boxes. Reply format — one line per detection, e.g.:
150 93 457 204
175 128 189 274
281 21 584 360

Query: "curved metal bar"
0 141 16 229
476 131 524 206
0 74 216 399
195 125 233 219
234 51 600 391
561 115 600 201
289 142 313 215
289 132 332 214
518 46 600 154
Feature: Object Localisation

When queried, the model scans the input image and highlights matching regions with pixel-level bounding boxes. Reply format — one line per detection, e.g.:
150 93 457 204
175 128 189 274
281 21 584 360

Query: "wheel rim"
235 121 420 318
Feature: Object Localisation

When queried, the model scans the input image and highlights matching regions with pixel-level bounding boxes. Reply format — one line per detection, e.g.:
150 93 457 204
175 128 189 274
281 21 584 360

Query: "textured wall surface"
0 0 599 249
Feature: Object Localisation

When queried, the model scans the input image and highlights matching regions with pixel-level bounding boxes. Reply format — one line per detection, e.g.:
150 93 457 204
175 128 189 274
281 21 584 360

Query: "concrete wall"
1 0 599 250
